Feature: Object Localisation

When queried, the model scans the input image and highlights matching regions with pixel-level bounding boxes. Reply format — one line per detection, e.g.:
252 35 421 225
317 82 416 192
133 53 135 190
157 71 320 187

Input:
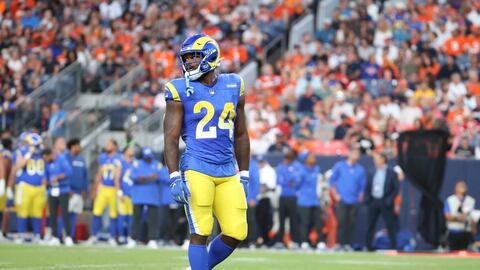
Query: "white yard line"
0 263 159 270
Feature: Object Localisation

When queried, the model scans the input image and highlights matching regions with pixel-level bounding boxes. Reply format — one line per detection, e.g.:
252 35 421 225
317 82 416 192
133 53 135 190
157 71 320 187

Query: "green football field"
1 244 479 270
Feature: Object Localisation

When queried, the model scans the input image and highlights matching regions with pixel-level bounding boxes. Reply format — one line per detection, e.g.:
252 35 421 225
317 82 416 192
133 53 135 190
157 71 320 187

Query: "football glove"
240 171 249 198
170 172 190 204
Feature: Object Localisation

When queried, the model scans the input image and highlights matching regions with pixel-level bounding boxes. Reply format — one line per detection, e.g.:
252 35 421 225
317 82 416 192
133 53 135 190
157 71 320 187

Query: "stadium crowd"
0 0 307 132
247 0 480 160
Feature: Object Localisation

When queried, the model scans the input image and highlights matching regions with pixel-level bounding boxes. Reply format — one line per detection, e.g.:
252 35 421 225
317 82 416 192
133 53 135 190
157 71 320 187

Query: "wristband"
24 152 32 160
240 170 249 178
170 171 180 179
117 190 123 197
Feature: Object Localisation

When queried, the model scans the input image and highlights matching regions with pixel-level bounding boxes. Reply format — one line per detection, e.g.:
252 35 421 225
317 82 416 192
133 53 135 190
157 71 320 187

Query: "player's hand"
240 171 249 198
170 172 190 204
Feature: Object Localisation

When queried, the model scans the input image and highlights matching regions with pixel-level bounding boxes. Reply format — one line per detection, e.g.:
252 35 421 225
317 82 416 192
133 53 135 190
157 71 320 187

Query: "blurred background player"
297 151 324 251
42 148 73 246
164 34 250 270
65 138 88 241
117 146 135 245
89 139 122 246
0 138 13 240
129 147 162 249
12 133 46 243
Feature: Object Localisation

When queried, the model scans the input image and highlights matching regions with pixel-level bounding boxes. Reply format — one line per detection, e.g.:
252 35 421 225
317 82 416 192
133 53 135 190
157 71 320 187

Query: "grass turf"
1 244 479 270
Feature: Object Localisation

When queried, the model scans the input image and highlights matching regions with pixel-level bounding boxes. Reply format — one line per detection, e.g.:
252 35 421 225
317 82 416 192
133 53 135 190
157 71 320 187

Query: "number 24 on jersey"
194 101 235 139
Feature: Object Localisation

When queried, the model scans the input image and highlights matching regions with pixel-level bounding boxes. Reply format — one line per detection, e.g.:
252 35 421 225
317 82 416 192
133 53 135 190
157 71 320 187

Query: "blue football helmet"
178 34 221 81
24 133 43 147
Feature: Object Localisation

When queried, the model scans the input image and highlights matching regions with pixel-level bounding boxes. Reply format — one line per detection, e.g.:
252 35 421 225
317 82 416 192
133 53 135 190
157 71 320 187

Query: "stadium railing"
289 12 315 50
13 61 83 135
64 63 145 140
316 0 340 30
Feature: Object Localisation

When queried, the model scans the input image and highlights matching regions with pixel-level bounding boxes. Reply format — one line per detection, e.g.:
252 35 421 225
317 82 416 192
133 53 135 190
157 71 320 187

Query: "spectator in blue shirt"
315 20 335 44
297 151 324 250
329 147 366 251
274 148 303 248
65 138 88 240
48 100 67 139
43 148 73 246
21 9 40 29
129 147 162 249
243 157 260 247
117 146 135 245
158 155 180 245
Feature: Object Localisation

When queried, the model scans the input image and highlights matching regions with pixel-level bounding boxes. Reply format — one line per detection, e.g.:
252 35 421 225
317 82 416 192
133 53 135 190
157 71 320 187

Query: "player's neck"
199 71 218 86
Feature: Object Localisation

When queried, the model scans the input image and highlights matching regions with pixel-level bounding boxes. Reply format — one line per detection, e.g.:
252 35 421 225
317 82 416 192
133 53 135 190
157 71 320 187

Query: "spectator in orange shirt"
447 97 470 124
444 29 466 56
132 87 155 121
467 70 480 96
419 54 441 82
223 37 249 72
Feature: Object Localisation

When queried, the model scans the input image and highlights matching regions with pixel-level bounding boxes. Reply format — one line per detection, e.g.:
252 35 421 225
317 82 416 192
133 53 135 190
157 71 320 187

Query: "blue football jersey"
14 147 45 186
98 152 122 187
165 73 245 177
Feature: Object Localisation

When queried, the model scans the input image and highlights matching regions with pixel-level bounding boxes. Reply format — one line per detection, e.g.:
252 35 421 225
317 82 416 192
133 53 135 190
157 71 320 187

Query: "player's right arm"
163 84 190 204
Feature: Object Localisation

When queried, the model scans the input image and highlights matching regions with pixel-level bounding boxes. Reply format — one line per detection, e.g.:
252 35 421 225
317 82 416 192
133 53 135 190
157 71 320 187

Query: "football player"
11 133 47 243
89 138 122 246
164 34 250 270
0 138 13 240
117 146 134 245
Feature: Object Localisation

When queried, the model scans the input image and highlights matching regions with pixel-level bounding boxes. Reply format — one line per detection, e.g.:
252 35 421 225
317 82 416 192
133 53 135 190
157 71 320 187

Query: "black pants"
276 196 298 244
159 205 181 243
48 194 71 238
336 202 359 246
298 206 323 245
365 199 397 250
448 232 472 250
246 206 258 244
132 204 159 242
256 198 273 244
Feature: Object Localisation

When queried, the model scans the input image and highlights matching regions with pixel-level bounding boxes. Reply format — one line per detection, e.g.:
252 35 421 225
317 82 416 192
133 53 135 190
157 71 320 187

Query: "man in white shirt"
448 73 467 103
256 156 277 246
331 91 354 123
444 181 476 250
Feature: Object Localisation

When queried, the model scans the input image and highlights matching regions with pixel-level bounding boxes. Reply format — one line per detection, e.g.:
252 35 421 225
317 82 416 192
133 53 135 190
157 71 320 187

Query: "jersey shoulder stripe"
165 81 181 102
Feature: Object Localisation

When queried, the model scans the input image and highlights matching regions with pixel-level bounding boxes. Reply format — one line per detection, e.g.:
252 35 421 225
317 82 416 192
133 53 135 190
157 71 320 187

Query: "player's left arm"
234 96 250 188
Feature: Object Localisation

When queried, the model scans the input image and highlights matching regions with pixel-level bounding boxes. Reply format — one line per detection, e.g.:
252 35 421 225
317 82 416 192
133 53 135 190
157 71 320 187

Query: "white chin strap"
184 66 203 81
